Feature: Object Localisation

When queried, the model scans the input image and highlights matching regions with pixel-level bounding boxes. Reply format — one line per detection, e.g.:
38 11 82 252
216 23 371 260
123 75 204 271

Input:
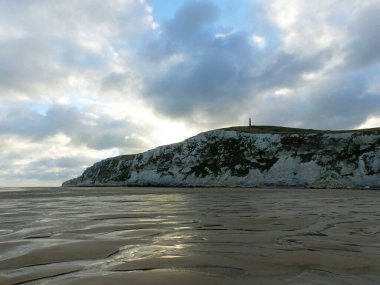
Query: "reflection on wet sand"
0 187 379 284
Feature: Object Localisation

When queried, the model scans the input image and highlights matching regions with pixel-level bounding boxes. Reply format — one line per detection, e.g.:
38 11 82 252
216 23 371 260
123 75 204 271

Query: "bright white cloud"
255 0 368 56
273 88 293 97
251 34 266 49
358 116 380 129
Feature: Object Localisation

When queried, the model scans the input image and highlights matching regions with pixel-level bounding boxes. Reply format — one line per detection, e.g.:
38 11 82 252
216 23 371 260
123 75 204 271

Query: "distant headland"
62 125 380 189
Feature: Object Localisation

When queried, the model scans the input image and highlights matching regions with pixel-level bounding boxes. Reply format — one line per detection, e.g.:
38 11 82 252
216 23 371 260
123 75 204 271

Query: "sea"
0 187 379 284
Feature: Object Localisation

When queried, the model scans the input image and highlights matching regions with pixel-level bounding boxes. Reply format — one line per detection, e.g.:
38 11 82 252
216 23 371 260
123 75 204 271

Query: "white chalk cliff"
62 127 380 188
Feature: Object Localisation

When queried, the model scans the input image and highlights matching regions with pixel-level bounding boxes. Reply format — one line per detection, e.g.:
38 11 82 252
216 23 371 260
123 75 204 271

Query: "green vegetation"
222 125 380 134
189 137 279 178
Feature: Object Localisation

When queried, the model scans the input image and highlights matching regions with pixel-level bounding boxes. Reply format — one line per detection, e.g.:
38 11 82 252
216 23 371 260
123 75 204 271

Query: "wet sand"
0 187 379 284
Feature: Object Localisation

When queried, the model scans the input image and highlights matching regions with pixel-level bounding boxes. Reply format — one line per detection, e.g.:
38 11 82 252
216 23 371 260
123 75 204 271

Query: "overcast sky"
1 0 380 186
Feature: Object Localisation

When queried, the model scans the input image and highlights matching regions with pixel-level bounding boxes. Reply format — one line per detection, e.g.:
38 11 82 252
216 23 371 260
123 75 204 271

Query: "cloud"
253 51 331 90
239 0 380 130
165 1 219 43
13 156 95 181
137 0 380 131
143 2 232 119
0 146 103 186
256 0 351 55
0 37 64 96
250 69 380 130
251 35 266 49
0 134 98 186
139 1 334 127
306 73 380 128
1 0 380 186
0 104 149 150
0 0 155 100
345 2 380 68
145 32 255 119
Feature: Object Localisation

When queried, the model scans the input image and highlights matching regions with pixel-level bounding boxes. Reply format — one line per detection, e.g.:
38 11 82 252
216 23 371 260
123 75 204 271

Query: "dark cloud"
137 1 380 131
101 72 130 91
140 1 220 61
0 104 148 150
254 51 331 90
253 71 380 130
346 3 380 68
305 74 380 129
146 35 255 118
142 1 332 126
165 1 219 43
143 2 251 118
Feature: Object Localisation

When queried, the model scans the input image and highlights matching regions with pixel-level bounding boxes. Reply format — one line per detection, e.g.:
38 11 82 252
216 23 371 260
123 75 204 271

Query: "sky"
1 0 380 186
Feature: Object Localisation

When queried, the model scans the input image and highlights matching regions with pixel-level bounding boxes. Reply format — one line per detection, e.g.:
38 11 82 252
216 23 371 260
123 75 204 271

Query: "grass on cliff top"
222 125 380 134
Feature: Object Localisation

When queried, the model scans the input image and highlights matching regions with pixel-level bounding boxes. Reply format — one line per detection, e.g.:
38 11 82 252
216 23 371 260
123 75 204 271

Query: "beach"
0 187 379 284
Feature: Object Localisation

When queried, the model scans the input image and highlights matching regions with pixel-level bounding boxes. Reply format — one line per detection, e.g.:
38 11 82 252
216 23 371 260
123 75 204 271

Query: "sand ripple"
0 187 379 284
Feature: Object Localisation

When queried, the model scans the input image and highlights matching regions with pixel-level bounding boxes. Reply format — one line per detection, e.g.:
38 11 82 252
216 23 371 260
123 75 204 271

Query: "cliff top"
222 125 380 134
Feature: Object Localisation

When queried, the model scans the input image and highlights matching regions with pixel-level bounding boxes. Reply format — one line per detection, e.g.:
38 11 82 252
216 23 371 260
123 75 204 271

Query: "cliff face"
62 129 380 188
